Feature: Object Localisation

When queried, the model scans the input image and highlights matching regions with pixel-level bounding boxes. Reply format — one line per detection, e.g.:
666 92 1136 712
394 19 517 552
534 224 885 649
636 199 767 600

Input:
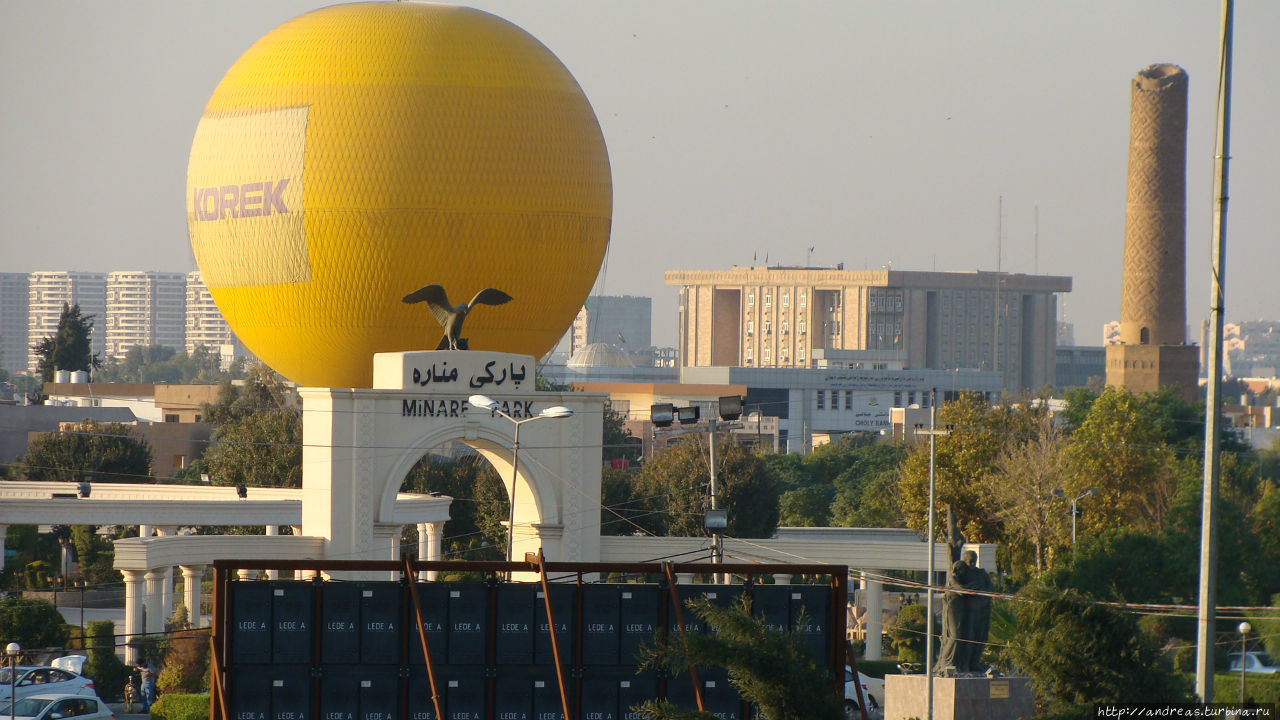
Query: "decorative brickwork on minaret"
1106 64 1199 400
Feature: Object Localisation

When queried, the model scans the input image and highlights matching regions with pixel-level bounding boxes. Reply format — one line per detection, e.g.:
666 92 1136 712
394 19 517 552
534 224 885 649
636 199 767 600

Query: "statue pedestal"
884 675 1033 720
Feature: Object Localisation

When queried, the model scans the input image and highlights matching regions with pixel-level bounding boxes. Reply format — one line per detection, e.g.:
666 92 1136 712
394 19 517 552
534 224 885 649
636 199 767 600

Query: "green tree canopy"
200 368 301 488
0 595 69 650
897 393 1034 544
632 437 779 539
999 581 1191 714
31 302 99 381
96 345 241 384
400 452 506 560
22 419 152 483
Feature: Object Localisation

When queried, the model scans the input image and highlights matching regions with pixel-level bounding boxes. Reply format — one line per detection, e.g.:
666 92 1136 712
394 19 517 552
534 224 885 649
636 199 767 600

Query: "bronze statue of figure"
402 284 512 351
933 549 992 675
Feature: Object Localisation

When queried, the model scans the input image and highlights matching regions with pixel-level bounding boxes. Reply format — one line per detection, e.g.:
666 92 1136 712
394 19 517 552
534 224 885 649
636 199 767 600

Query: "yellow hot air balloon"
187 2 611 388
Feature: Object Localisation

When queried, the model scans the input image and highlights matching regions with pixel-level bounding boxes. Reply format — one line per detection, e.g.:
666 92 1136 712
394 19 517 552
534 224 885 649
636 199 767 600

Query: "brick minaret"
1106 64 1199 400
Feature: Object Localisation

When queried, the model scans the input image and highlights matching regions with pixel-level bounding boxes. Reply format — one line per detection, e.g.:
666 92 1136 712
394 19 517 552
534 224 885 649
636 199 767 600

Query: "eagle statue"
402 284 513 351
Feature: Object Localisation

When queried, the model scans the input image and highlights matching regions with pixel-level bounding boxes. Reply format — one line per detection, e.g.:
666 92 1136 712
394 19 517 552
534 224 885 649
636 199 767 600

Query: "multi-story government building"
27 271 107 374
665 266 1071 393
0 273 29 376
105 271 187 359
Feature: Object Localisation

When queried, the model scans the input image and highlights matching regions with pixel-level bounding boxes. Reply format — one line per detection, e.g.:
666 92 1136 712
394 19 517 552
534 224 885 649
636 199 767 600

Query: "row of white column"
118 522 446 663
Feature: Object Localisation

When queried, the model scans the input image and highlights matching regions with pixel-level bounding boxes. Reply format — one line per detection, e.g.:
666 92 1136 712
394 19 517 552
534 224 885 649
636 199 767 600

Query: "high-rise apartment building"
0 273 29 375
186 271 243 361
27 271 107 374
569 295 653 357
665 266 1070 392
105 271 187 359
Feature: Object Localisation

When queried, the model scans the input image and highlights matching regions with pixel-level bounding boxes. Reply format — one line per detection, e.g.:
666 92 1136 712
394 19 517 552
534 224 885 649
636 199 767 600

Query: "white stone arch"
376 423 565 540
302 351 603 572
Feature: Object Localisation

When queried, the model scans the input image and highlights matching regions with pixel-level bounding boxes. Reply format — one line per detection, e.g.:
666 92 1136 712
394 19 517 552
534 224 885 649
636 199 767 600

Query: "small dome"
568 342 634 368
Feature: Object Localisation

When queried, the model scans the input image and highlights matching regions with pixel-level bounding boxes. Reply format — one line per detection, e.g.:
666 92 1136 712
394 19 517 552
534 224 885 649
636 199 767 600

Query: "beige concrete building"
27 271 107 374
105 271 187 359
665 266 1070 392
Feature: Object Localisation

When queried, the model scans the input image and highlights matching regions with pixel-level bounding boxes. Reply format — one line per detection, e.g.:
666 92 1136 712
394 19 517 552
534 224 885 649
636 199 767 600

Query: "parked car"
843 665 885 716
1 693 114 720
1228 651 1280 674
0 666 97 704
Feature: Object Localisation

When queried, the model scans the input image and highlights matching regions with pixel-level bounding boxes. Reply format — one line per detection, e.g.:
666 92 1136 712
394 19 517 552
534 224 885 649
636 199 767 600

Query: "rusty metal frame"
402 557 445 720
661 563 705 712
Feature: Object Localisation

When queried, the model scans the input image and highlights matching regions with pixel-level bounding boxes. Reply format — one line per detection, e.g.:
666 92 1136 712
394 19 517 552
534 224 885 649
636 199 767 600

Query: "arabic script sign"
373 350 536 395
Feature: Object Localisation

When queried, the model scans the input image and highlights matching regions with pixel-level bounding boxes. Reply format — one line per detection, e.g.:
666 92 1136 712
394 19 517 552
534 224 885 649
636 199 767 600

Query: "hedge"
149 694 209 720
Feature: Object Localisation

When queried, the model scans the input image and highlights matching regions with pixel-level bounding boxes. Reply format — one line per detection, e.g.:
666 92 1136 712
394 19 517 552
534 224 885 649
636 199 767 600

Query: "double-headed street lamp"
468 394 573 575
1052 487 1099 545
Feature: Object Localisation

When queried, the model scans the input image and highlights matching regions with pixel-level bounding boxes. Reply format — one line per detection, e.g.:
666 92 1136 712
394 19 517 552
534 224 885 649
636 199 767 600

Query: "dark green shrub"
0 594 69 649
81 620 128 701
1210 672 1280 704
150 693 209 720
887 603 934 663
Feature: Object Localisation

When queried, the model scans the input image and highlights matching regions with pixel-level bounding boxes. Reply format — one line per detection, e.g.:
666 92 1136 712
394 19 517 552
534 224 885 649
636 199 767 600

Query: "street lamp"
468 394 573 575
1052 488 1099 545
6 642 19 720
1238 621 1251 703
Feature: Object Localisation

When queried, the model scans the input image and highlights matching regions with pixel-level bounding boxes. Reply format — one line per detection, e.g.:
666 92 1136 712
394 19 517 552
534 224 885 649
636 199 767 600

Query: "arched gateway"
300 351 604 571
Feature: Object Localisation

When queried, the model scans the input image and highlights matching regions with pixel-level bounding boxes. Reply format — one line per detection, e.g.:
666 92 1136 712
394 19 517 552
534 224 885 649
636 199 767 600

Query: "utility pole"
1196 0 1234 702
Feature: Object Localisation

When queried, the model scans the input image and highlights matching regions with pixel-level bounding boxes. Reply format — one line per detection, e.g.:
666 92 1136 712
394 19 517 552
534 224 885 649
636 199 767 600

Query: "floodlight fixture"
705 509 728 530
717 395 743 421
650 403 675 427
676 405 701 424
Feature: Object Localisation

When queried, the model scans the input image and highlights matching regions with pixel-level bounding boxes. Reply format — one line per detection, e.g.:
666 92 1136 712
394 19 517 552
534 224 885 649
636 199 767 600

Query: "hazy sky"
3 2 1276 349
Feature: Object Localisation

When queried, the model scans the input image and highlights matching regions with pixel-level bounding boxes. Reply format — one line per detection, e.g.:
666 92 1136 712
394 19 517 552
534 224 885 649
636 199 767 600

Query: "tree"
96 344 239 384
22 419 153 483
31 302 99 381
1062 387 1183 533
983 412 1068 574
0 595 69 649
778 485 835 527
1000 581 1191 714
897 393 1019 544
82 619 128 702
886 602 935 663
157 605 210 695
632 437 779 538
401 453 506 560
634 596 843 720
828 442 908 529
200 368 302 488
600 465 648 537
602 400 641 463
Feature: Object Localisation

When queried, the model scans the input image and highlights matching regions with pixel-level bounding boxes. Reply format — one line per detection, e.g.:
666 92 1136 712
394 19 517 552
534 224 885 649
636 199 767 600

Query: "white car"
843 666 884 716
1228 651 1280 674
0 666 97 704
1 694 114 720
